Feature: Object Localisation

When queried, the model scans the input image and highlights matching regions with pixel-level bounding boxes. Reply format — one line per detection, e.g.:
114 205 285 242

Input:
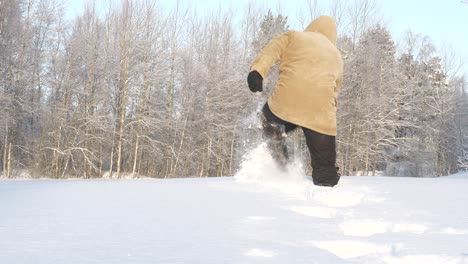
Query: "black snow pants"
262 103 340 187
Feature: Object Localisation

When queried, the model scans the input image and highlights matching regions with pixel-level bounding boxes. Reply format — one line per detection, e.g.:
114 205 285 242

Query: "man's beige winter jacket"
251 16 343 136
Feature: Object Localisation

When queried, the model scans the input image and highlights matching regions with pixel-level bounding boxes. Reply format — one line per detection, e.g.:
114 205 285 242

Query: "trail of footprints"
239 181 467 262
289 187 467 262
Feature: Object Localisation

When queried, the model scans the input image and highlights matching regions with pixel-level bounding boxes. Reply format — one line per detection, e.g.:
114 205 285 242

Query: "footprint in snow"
382 254 461 264
244 216 277 221
339 219 429 237
290 206 337 219
339 220 388 237
308 188 365 207
244 248 278 258
311 240 461 263
438 227 468 235
310 240 390 259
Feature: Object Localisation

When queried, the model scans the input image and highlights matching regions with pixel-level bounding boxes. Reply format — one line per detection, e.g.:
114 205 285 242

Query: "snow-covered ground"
1 144 468 264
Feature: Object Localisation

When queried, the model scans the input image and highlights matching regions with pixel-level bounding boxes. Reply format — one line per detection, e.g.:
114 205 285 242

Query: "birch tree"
337 25 401 176
1 0 466 178
0 0 22 177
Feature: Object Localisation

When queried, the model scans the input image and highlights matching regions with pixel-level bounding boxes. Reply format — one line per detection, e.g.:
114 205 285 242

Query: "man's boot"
265 124 290 169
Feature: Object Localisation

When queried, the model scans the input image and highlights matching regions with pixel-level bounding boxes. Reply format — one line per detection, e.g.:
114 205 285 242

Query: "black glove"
247 71 263 93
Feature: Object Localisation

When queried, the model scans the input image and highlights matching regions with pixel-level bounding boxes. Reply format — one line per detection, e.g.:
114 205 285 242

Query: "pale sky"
66 0 468 77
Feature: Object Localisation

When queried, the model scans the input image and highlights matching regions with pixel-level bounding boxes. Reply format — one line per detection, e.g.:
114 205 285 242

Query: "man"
247 16 343 187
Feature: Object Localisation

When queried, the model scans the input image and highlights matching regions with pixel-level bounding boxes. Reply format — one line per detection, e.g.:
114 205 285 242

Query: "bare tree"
114 0 133 179
345 0 382 50
0 0 22 177
1 0 466 179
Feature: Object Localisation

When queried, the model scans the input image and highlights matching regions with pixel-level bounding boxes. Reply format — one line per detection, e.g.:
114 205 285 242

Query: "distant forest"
1 0 467 178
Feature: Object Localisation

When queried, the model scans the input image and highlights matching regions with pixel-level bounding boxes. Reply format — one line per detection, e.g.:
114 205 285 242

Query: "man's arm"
250 33 290 79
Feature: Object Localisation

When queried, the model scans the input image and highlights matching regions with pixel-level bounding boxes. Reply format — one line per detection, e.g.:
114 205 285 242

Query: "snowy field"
1 145 468 264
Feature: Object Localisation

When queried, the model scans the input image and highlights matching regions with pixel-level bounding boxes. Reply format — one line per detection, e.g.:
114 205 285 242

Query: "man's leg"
302 128 340 187
262 103 297 168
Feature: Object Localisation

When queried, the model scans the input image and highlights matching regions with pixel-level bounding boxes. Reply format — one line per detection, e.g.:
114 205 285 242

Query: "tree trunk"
172 114 189 177
372 152 378 176
116 76 128 179
108 120 117 178
229 137 234 176
7 143 12 178
364 147 369 176
2 135 8 177
116 0 131 179
3 134 7 177
132 134 139 178
99 144 103 178
54 128 61 179
83 151 88 179
199 143 206 177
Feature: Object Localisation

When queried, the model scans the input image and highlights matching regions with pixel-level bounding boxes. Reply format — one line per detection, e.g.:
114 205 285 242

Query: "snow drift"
1 144 467 263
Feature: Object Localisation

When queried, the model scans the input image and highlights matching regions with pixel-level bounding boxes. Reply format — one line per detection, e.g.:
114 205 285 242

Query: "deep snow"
1 144 467 264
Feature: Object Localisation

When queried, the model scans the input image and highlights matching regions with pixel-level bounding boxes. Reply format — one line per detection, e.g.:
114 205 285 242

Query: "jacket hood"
305 16 337 45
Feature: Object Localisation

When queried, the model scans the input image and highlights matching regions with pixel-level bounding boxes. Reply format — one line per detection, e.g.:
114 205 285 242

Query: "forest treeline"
1 0 467 178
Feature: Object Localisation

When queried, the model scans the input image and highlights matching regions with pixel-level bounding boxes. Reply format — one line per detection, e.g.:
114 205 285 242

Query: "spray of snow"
234 142 366 206
234 142 313 199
